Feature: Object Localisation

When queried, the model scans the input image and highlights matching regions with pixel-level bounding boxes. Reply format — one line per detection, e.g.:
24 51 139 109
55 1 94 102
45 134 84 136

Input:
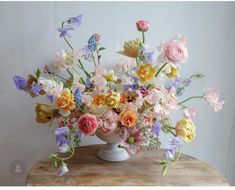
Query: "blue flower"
87 33 100 51
85 78 91 88
152 121 162 136
57 25 74 38
69 14 83 26
74 88 83 105
13 76 27 90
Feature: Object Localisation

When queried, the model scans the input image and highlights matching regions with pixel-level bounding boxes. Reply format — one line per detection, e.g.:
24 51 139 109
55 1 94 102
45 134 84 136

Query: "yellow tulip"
119 39 140 58
175 119 196 143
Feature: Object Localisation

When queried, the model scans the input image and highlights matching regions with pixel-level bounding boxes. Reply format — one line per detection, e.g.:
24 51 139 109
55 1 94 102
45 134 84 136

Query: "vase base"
97 143 130 162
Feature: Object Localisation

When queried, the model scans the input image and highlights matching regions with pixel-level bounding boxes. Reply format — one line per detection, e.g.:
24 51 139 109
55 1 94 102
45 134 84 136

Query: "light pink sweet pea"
203 87 225 112
184 107 198 119
71 75 85 93
136 20 150 32
160 36 188 64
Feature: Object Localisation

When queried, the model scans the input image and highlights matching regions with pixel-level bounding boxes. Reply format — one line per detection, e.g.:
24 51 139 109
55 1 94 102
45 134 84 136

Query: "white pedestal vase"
96 130 130 162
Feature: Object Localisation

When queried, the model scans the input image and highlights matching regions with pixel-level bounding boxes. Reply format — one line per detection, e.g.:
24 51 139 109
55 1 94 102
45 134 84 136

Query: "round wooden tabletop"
26 144 229 186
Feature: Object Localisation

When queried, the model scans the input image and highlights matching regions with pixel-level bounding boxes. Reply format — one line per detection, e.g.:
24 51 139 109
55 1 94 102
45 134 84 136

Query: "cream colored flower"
119 39 140 58
175 119 196 143
103 69 117 82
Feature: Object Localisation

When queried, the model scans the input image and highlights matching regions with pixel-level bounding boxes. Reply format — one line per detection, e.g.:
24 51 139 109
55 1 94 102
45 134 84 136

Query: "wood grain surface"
26 144 229 186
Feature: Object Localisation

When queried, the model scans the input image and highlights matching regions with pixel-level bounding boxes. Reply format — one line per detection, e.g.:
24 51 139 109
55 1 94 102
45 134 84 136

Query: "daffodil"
136 64 157 84
103 69 117 82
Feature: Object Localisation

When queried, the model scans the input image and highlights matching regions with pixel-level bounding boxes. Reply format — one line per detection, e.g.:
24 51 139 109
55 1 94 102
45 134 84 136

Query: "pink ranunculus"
136 20 150 32
77 114 98 135
101 110 119 134
162 38 188 64
203 87 225 112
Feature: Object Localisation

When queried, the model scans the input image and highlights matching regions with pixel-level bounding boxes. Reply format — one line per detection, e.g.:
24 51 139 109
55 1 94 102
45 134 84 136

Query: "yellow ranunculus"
119 39 140 58
166 66 180 78
175 119 196 143
103 69 117 82
105 92 121 108
136 64 157 84
35 103 57 124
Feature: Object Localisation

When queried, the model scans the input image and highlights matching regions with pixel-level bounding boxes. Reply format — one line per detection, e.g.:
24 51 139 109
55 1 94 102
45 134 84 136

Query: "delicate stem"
77 60 91 78
61 21 74 50
169 130 176 137
54 74 68 82
66 68 73 77
178 96 204 105
155 62 168 77
142 31 145 44
91 51 97 67
136 58 139 66
96 50 100 65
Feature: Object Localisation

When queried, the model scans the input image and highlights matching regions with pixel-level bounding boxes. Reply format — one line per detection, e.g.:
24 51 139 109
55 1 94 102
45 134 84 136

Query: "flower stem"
178 96 204 105
91 51 97 67
66 68 73 77
142 31 145 44
61 20 74 50
155 62 168 77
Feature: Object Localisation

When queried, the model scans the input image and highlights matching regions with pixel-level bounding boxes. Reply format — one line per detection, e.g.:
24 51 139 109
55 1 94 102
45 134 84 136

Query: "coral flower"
55 88 75 117
136 64 156 84
119 109 138 128
119 39 140 58
77 114 98 135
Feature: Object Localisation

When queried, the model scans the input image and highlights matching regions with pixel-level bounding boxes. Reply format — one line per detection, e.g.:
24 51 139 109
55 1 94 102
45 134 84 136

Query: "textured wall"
0 2 235 185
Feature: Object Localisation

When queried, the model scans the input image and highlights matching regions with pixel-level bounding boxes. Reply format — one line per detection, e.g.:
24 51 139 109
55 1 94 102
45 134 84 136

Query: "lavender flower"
55 127 70 153
31 84 42 96
13 76 27 90
152 121 162 136
46 95 55 103
57 25 74 38
164 78 192 96
56 164 69 176
164 137 182 160
85 78 91 88
69 14 83 26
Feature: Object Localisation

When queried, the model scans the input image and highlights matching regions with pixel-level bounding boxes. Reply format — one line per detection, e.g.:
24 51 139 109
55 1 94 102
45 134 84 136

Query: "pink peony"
203 87 225 112
161 37 188 64
136 20 150 32
77 114 98 135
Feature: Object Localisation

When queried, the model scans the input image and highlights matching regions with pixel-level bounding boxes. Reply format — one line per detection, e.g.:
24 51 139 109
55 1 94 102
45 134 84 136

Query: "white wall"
0 2 235 185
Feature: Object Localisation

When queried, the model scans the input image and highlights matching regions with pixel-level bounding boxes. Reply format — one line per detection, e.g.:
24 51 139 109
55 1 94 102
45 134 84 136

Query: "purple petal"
31 85 41 95
152 121 162 136
13 75 27 90
47 95 55 103
57 25 74 38
69 14 83 26
56 165 69 176
55 127 70 136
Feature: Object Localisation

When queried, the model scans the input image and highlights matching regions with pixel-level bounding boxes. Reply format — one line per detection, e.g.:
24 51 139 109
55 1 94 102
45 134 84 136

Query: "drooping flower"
55 88 76 117
13 76 27 90
56 164 69 176
119 109 138 128
164 137 182 159
136 64 157 84
57 25 74 38
55 127 70 153
152 121 162 136
175 119 196 143
69 14 83 26
35 103 57 124
103 69 117 82
136 20 150 32
77 114 98 135
105 92 121 108
38 77 63 97
119 39 140 58
101 110 119 134
184 107 197 119
160 35 188 64
120 128 145 154
203 87 225 112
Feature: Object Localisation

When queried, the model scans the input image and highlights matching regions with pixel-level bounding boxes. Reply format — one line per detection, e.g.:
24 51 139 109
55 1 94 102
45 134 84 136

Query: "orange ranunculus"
119 109 138 128
92 94 106 106
55 88 75 117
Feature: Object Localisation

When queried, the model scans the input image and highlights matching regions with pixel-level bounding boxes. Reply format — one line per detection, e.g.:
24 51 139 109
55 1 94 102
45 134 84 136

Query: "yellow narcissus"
119 39 140 58
136 63 157 84
166 65 180 78
103 69 117 82
35 103 57 124
105 92 121 108
175 119 196 143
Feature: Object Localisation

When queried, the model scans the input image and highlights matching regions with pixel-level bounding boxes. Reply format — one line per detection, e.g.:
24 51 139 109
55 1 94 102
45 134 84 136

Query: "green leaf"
49 153 58 168
160 160 167 165
191 73 205 79
162 164 168 176
35 68 41 78
98 47 106 51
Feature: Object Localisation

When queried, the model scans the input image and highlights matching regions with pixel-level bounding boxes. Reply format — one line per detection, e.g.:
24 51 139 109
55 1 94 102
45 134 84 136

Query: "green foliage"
35 68 41 78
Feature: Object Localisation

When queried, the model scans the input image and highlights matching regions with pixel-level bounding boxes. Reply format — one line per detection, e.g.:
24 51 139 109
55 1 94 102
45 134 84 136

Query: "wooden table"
26 144 229 186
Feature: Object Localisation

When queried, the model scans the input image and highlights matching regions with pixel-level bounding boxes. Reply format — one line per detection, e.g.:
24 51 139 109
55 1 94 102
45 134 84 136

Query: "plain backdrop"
0 1 235 185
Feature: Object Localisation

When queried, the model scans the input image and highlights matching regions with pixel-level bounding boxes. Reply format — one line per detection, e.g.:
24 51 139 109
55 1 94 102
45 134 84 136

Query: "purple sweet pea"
85 78 91 88
46 95 55 103
13 76 27 90
69 14 83 26
55 127 70 152
164 137 182 159
57 25 74 38
152 121 162 136
31 84 42 96
56 164 69 176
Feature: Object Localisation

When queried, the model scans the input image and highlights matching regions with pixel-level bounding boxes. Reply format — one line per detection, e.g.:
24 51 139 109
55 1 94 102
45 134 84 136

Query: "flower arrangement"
13 15 225 176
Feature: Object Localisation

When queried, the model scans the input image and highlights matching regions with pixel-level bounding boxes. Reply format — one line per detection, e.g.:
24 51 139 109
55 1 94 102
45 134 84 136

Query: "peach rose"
119 109 138 128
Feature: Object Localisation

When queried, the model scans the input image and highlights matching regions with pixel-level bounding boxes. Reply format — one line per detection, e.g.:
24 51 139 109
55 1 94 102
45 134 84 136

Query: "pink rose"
136 20 150 32
162 39 188 64
77 114 98 135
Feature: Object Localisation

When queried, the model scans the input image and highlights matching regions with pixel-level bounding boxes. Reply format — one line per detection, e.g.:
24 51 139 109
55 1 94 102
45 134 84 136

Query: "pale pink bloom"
120 129 145 155
203 87 225 112
100 110 119 134
82 93 93 106
93 65 107 92
159 35 188 64
136 20 150 32
144 89 161 105
38 77 63 97
184 107 198 119
117 57 137 73
71 75 85 93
